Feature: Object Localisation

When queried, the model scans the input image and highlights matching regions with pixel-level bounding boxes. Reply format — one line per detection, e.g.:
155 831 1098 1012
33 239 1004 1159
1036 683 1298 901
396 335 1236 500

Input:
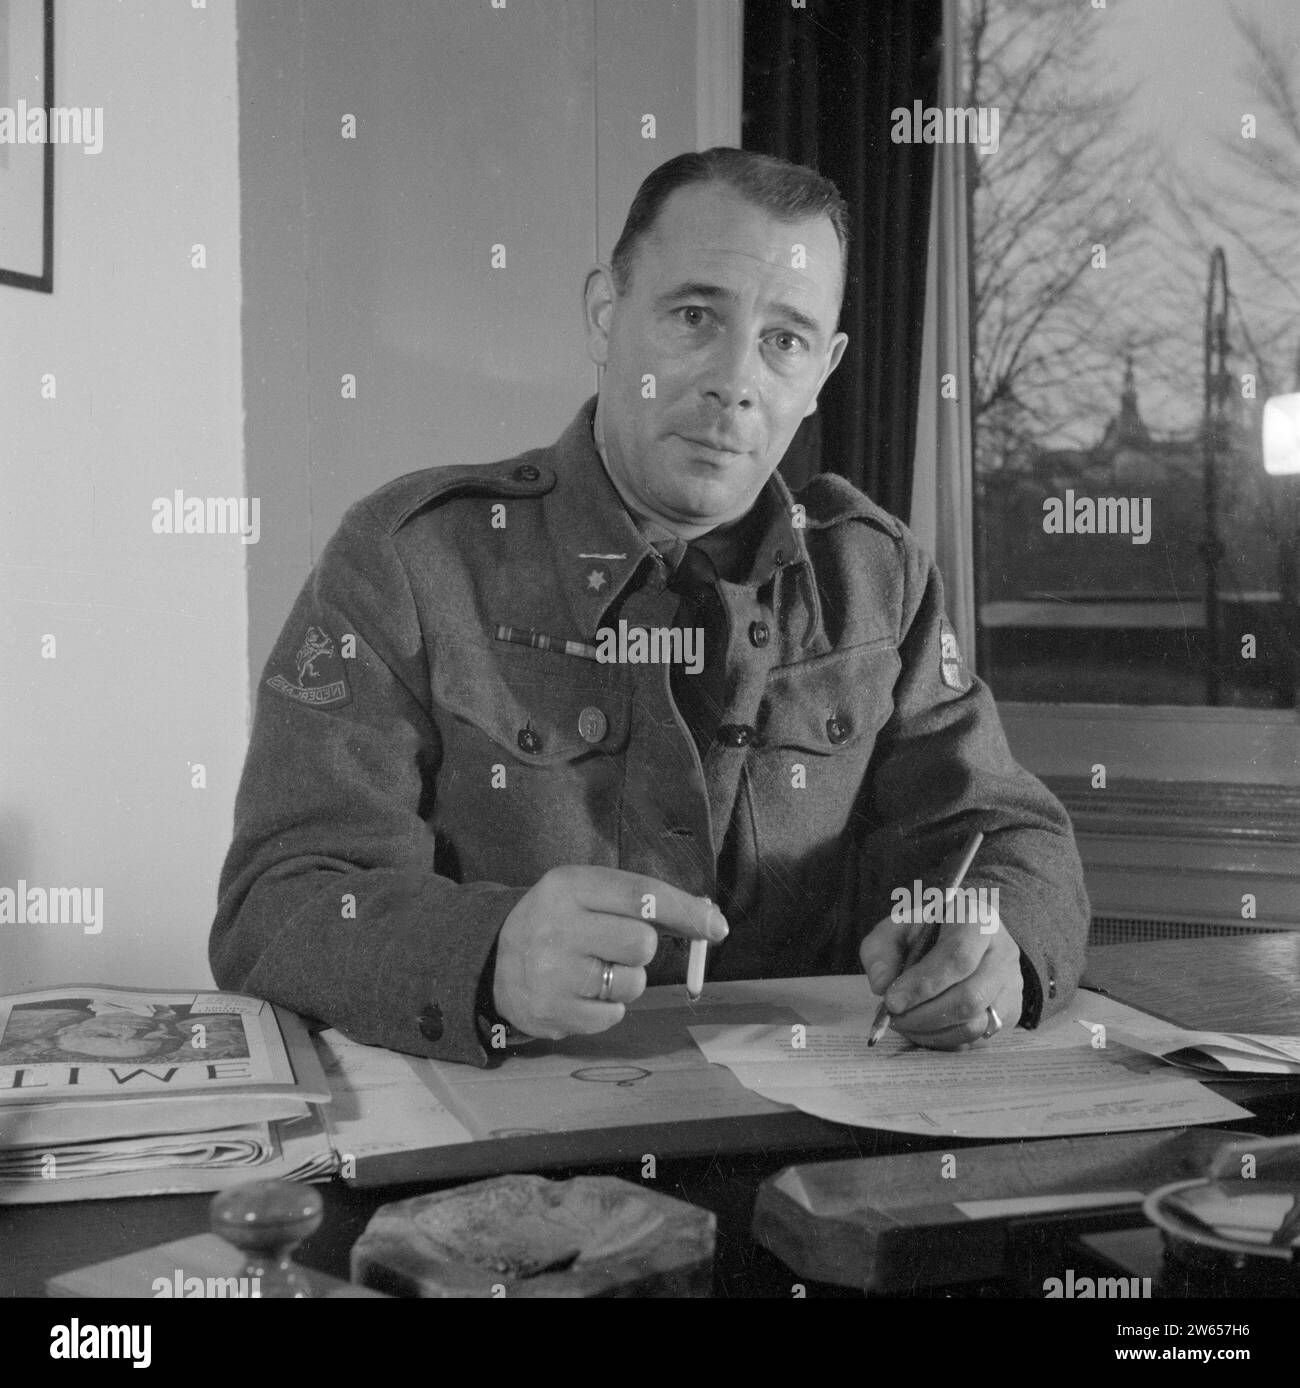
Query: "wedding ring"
983 1005 1003 1039
597 962 616 1003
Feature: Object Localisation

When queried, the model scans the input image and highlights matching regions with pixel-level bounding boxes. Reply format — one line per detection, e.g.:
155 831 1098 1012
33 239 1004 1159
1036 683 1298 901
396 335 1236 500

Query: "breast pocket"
757 637 899 756
744 638 901 969
426 639 631 882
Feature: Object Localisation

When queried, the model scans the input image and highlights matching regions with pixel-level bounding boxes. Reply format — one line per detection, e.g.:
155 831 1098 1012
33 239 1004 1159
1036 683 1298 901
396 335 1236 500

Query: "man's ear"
803 331 849 417
583 266 616 368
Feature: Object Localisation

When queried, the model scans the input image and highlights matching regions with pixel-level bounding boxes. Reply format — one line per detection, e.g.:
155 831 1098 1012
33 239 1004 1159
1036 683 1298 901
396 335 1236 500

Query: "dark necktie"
664 541 751 939
666 542 730 758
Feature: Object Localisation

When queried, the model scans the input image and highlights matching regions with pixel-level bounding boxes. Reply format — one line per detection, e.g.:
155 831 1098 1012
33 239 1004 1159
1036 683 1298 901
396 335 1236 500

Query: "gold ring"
598 962 616 1003
982 1006 1002 1039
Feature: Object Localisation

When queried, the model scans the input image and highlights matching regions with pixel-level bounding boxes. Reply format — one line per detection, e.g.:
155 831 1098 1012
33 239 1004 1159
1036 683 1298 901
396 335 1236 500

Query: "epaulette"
362 454 558 534
795 471 904 538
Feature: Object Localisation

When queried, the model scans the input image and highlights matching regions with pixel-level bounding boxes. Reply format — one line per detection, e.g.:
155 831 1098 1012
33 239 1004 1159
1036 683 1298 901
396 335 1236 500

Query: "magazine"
0 985 334 1189
0 984 329 1103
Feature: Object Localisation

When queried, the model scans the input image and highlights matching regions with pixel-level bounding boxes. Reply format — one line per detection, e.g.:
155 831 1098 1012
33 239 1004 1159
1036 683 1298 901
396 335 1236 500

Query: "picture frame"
0 0 54 293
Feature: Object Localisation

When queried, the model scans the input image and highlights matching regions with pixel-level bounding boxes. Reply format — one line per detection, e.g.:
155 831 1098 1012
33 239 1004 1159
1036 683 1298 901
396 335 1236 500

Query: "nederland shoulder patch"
265 624 353 709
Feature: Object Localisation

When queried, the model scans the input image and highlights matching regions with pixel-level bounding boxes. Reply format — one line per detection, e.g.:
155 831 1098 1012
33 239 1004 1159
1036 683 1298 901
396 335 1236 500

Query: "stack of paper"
0 985 335 1202
1077 1010 1300 1076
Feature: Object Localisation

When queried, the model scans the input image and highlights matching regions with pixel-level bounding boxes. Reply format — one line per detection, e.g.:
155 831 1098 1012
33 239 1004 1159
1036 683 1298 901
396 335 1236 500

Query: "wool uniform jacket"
211 398 1090 1066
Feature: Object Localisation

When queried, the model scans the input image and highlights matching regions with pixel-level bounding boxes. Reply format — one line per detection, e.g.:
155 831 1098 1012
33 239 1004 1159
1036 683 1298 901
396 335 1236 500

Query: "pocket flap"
431 639 631 765
758 639 899 753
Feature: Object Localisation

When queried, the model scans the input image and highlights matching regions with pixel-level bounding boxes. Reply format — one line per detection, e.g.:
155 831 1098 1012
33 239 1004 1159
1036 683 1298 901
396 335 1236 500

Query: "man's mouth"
677 434 750 457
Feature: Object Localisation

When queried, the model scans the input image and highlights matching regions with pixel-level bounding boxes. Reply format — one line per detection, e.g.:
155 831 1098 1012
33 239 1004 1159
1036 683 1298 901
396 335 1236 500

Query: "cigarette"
686 938 708 1000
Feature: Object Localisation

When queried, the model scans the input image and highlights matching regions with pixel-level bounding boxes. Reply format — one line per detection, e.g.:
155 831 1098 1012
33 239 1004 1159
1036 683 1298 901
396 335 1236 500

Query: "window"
959 0 1300 927
965 0 1299 711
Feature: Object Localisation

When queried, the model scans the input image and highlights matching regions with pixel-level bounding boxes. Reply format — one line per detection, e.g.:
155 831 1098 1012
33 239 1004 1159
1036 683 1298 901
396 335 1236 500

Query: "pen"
866 829 984 1047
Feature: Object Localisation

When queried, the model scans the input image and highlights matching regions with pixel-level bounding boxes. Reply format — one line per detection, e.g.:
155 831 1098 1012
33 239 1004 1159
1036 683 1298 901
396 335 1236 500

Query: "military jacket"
211 399 1090 1065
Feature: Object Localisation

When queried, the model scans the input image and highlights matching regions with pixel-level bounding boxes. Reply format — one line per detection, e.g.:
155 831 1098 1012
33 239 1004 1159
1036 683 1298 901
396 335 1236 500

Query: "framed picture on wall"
0 0 54 292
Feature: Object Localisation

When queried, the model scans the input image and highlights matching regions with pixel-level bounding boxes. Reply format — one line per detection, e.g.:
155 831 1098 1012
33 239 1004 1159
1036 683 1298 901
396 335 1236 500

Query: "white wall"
241 0 740 676
0 0 737 998
0 1 245 991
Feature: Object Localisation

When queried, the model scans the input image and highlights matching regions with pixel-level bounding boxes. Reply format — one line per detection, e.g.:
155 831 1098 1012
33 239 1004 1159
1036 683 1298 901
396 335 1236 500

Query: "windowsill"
996 703 1300 929
998 701 1300 788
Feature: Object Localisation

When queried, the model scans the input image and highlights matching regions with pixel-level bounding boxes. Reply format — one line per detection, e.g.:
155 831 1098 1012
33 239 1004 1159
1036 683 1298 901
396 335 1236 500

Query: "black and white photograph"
1 0 1298 1364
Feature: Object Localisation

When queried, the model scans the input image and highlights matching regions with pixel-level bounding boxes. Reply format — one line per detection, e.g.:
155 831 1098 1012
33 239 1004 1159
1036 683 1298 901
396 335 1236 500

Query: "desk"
1084 932 1300 1034
3 936 1298 1299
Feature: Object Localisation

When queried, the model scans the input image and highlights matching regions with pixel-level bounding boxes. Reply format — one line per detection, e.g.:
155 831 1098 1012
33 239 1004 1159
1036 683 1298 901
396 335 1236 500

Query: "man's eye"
770 331 807 354
676 306 709 327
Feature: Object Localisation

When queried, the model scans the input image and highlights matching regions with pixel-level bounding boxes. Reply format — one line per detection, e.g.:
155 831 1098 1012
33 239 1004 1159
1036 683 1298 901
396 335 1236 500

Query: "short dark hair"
608 147 850 305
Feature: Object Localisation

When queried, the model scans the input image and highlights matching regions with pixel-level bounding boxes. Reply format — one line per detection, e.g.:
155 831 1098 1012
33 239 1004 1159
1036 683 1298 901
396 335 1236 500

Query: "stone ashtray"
350 1173 716 1297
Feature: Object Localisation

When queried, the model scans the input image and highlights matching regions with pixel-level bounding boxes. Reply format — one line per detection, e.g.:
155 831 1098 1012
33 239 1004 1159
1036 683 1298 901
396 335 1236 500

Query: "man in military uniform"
211 148 1089 1066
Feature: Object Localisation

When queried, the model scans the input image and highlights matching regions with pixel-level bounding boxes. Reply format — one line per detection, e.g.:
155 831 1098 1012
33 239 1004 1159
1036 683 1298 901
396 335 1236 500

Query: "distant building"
980 357 1275 604
977 359 1282 704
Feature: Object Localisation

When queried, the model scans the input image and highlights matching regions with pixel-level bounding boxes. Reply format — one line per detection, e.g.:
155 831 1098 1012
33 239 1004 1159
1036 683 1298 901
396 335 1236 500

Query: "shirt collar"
542 400 657 633
543 397 822 642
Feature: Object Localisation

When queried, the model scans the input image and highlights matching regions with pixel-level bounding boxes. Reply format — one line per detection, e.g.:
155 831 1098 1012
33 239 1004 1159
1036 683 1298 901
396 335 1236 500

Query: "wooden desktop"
3 935 1298 1299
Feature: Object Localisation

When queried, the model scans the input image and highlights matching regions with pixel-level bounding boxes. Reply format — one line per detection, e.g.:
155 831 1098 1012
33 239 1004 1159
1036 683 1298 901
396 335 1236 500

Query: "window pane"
964 0 1300 706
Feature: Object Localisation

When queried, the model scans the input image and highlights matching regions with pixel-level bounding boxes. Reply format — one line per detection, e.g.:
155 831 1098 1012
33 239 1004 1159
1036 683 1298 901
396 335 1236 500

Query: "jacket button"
773 549 787 566
577 706 608 743
826 716 850 744
417 1003 444 1043
748 621 770 648
717 724 755 748
518 727 542 753
513 464 541 482
1047 972 1058 1000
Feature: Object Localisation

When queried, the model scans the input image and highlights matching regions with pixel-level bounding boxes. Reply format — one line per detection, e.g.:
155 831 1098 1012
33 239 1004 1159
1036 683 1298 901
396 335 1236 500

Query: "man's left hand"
858 906 1023 1049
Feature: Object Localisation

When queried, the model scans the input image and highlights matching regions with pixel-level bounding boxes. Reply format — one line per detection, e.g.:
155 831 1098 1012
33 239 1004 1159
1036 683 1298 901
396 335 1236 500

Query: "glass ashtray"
1144 1176 1300 1290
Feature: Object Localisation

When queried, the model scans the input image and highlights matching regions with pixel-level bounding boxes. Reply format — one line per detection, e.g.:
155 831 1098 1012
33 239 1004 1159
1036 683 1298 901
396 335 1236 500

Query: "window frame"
998 702 1300 790
941 0 1300 925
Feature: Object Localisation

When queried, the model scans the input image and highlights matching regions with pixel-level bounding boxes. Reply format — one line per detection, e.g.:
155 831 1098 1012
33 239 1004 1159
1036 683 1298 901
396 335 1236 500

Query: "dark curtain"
743 0 943 516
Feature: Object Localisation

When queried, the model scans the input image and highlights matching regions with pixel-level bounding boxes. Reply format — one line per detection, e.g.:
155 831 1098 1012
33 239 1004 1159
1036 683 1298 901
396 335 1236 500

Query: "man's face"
586 182 848 535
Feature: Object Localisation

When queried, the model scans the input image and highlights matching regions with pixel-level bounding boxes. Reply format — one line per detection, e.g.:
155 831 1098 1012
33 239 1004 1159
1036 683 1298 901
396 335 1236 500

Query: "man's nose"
698 331 759 411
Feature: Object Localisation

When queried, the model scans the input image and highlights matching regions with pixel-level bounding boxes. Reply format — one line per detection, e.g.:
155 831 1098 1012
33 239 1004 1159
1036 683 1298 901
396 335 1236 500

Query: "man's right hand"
491 865 728 1040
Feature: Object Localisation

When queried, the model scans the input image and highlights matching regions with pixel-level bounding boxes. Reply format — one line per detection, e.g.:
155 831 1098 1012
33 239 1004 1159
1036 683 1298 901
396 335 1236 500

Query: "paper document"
316 1030 475 1162
312 978 1260 1157
404 999 805 1140
1074 1005 1300 1076
689 988 1252 1138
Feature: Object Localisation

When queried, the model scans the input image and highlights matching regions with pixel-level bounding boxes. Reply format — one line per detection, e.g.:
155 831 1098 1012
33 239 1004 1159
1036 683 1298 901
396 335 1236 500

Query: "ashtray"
1144 1175 1300 1294
351 1173 715 1297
